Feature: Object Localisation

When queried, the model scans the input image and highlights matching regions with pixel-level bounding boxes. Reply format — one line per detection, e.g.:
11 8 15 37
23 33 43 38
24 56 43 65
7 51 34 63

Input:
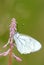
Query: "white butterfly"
13 32 42 54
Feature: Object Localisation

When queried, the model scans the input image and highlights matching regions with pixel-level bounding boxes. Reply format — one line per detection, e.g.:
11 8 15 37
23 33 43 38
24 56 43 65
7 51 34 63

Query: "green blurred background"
0 0 44 65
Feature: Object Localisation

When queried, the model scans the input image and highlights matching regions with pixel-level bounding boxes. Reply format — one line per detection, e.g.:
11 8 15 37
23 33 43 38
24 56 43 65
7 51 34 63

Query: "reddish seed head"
0 18 22 63
10 18 17 37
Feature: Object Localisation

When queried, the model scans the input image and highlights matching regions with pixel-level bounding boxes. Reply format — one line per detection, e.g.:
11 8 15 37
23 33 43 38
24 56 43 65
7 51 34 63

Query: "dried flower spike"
0 18 22 65
0 18 42 65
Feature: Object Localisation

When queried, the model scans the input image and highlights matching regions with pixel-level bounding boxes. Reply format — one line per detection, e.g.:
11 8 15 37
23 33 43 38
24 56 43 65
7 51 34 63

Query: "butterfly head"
14 32 20 39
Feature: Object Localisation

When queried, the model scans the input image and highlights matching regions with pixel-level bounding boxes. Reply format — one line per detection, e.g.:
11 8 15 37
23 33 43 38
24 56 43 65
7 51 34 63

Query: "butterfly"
13 32 42 54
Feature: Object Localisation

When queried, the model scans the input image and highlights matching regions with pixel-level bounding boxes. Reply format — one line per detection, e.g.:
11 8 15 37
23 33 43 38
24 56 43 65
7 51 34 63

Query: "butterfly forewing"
14 32 41 54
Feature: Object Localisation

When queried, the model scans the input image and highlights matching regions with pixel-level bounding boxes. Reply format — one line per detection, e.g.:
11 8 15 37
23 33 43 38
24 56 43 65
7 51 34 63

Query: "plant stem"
8 49 12 65
8 38 13 65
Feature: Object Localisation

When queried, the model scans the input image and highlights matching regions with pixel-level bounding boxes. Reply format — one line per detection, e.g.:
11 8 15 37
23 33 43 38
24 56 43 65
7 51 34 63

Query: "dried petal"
3 49 10 56
12 53 22 62
3 39 10 48
0 49 10 56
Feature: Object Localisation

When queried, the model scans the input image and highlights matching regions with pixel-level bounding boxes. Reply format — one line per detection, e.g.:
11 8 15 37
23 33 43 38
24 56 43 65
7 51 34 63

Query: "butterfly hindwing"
14 32 41 54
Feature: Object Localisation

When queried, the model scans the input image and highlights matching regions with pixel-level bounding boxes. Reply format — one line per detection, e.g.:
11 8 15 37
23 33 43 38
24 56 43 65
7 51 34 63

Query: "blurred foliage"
0 0 44 65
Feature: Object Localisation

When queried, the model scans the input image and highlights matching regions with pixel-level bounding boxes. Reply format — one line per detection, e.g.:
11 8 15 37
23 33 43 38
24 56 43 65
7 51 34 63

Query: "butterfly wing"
14 32 41 54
